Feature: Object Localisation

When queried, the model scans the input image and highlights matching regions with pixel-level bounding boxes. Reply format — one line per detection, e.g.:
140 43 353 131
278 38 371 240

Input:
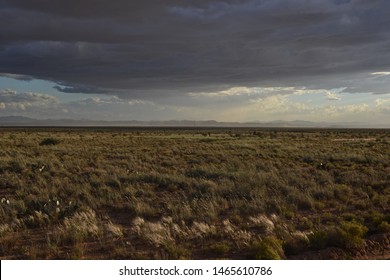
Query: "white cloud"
189 86 284 99
77 96 124 105
0 89 59 111
375 98 390 107
343 104 369 113
188 86 260 97
292 88 324 96
325 92 341 100
321 105 338 116
249 95 290 112
128 99 155 106
189 86 349 99
375 98 390 114
370 72 390 76
0 88 17 95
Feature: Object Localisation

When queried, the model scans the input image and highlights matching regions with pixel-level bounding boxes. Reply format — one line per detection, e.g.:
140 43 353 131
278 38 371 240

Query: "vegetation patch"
0 128 388 259
39 137 61 146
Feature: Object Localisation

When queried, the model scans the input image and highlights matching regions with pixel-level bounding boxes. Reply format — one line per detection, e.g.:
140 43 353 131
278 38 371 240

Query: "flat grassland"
0 128 389 259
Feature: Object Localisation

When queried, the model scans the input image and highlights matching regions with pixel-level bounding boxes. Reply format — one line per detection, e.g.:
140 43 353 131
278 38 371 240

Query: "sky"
1 0 390 125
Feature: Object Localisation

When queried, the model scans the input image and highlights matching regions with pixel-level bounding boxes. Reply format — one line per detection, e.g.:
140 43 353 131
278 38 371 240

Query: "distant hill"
0 116 37 123
0 115 388 128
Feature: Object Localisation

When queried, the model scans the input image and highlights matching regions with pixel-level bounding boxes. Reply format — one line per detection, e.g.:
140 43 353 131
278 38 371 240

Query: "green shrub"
250 237 285 260
40 138 61 146
283 235 309 255
336 221 368 249
208 242 231 256
309 230 329 250
364 211 386 232
309 222 368 250
377 222 390 233
296 217 314 231
164 243 191 259
333 184 352 202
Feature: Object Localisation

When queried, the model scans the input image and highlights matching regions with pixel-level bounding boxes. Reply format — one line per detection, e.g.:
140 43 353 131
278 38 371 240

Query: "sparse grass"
0 127 389 259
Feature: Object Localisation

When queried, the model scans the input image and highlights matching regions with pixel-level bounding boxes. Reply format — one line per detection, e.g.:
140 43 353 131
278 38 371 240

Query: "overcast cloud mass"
0 0 390 124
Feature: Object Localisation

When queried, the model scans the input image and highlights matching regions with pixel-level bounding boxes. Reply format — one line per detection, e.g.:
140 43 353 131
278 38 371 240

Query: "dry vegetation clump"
0 224 13 237
0 127 389 259
53 208 102 244
248 214 275 233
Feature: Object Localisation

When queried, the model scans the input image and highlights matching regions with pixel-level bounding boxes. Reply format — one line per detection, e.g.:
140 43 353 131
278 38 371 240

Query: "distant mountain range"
0 115 388 128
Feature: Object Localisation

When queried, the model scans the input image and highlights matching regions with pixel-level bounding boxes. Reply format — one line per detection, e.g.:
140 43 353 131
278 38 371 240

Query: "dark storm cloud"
1 0 390 97
0 72 33 81
54 84 108 94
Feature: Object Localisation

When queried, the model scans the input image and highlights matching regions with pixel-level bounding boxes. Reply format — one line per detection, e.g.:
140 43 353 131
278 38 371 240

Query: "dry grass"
0 127 389 259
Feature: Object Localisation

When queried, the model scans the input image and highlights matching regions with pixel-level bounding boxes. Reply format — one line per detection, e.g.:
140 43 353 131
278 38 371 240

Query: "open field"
0 127 389 259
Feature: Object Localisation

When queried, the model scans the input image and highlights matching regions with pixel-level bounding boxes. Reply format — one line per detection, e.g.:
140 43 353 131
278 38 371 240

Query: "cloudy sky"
1 0 390 125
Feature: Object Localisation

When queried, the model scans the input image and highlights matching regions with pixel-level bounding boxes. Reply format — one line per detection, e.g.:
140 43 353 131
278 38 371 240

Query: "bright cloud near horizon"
1 0 390 125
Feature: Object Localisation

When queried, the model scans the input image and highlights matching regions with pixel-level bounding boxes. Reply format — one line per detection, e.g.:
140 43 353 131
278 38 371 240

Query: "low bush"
309 221 368 250
335 221 368 249
308 229 329 250
40 138 60 146
283 234 310 255
249 237 285 260
208 242 231 256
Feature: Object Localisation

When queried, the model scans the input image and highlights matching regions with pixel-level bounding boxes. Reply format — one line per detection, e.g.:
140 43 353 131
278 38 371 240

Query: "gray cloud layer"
1 0 390 97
